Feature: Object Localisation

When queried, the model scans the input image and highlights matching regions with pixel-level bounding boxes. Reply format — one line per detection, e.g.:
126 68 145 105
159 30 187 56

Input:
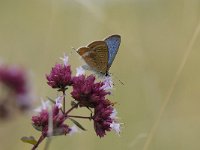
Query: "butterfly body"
77 34 121 76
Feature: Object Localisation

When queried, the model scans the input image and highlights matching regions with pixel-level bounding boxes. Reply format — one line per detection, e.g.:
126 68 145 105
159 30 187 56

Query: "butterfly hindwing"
77 41 109 74
104 35 121 69
77 47 97 71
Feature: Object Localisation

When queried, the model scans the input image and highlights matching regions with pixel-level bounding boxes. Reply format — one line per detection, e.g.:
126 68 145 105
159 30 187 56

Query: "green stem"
68 115 92 120
31 135 45 150
62 90 66 113
44 137 52 150
65 102 79 116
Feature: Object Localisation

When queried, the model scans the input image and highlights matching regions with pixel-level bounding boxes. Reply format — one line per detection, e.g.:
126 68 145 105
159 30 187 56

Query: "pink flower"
0 65 28 94
46 64 72 90
93 103 113 137
32 105 71 136
93 101 121 137
0 65 33 111
71 75 110 108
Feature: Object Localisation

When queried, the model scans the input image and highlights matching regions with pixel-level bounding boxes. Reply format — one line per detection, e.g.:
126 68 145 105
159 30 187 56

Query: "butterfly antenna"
72 47 77 52
110 73 125 85
119 78 125 85
65 47 77 56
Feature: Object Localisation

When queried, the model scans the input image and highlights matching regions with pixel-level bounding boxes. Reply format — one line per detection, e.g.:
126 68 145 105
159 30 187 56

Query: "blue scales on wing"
104 35 121 69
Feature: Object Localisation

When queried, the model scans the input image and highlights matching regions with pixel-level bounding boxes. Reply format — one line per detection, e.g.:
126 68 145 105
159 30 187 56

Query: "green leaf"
69 118 86 131
32 124 42 132
21 136 37 145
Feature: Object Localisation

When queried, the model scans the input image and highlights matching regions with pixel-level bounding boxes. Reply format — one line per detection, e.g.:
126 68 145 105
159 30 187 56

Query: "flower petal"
34 99 50 112
60 53 69 66
101 76 113 90
110 122 121 135
69 125 79 135
76 66 85 76
55 96 63 109
110 108 118 119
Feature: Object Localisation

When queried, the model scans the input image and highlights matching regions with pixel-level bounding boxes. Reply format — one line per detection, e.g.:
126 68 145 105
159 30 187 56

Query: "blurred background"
1 0 200 149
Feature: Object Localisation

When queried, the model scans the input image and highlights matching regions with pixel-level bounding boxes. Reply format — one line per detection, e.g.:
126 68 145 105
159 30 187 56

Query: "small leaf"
47 97 56 104
21 136 37 145
32 124 42 131
69 118 86 131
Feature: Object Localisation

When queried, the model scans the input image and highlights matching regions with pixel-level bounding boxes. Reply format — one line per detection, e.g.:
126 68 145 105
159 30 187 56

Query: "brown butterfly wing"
77 41 109 74
77 47 99 72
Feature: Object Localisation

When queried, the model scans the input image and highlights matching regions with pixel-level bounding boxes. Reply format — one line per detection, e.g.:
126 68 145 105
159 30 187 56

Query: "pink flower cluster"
32 105 71 136
0 65 27 94
0 64 33 119
29 54 121 149
46 64 72 90
71 75 110 108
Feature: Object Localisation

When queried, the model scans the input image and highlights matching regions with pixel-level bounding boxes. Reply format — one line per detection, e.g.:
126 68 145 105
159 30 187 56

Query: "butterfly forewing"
104 35 121 69
77 41 109 74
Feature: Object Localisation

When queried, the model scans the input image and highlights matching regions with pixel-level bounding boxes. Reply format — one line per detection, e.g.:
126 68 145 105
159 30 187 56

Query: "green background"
0 0 200 150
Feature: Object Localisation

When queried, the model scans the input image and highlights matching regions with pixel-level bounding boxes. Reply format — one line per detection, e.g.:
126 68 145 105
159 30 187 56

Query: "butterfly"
76 34 121 76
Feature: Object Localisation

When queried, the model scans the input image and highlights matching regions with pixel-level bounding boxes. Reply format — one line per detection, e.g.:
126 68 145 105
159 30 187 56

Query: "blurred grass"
1 0 200 150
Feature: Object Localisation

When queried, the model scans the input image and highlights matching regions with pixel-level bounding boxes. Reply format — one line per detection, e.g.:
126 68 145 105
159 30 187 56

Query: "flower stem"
65 102 79 116
68 115 92 120
62 90 66 113
44 137 52 150
32 135 45 150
